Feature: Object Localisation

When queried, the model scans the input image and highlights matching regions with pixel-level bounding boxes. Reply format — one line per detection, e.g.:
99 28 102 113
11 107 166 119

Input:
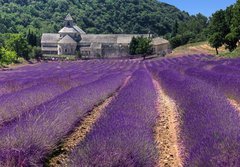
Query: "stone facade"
41 14 170 58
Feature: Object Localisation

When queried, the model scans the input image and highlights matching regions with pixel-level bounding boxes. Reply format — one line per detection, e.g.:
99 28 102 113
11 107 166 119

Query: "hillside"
170 42 217 56
170 41 240 57
0 0 190 35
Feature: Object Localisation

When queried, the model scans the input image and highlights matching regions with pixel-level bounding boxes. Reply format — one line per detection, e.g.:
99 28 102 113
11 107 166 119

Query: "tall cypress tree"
129 37 138 55
171 20 179 37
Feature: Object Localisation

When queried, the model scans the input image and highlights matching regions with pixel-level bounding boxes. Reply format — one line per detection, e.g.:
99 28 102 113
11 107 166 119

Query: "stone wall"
102 44 129 58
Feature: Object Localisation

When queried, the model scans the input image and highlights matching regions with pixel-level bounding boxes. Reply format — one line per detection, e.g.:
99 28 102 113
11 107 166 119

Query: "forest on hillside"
0 0 191 36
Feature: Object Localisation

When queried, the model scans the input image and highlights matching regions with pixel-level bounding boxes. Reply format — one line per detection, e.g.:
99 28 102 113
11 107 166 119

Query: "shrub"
29 46 42 60
0 48 17 65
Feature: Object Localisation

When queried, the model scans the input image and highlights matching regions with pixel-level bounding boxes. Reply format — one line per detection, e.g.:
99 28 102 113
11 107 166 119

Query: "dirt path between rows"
153 79 183 167
48 76 131 167
229 98 240 114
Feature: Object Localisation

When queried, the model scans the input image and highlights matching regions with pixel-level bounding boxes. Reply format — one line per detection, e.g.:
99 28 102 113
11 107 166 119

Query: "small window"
67 21 70 27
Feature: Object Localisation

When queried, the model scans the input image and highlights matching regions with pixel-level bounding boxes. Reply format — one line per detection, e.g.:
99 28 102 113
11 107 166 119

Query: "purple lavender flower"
157 69 240 166
68 68 159 167
0 73 127 166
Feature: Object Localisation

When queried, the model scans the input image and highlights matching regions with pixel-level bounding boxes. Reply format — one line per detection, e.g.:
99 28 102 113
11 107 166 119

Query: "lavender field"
1 55 240 167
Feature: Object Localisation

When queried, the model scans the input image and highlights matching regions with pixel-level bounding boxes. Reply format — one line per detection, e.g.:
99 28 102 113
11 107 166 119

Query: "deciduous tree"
5 34 30 60
208 10 228 54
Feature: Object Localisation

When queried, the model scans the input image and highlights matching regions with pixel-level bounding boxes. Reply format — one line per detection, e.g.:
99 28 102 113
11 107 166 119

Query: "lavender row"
0 59 138 81
0 69 120 126
0 73 128 166
0 61 134 97
68 68 159 167
211 64 240 75
185 67 240 102
157 69 240 166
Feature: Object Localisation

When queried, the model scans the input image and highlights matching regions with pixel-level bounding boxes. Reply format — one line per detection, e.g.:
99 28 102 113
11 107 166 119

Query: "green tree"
169 13 208 47
208 10 228 54
225 32 238 52
209 33 222 55
223 5 239 52
29 46 42 60
129 36 152 59
171 20 178 37
5 34 30 60
27 29 38 46
170 35 182 49
135 36 152 55
231 0 240 40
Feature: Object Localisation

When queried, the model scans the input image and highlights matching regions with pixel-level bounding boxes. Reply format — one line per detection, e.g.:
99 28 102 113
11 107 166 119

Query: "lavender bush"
185 67 240 102
157 69 240 166
0 74 99 125
0 73 127 166
68 68 159 167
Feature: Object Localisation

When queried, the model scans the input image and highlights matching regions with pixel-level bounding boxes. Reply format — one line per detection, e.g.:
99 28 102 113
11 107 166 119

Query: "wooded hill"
0 0 192 35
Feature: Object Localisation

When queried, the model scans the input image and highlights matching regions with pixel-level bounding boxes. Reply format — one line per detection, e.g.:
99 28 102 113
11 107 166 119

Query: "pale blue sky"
160 0 236 17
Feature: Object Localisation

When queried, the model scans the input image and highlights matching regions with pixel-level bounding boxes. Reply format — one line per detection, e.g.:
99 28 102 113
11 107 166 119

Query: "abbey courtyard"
41 14 170 58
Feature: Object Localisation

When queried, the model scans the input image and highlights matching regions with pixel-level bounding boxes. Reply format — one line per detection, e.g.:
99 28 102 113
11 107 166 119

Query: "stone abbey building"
41 14 170 58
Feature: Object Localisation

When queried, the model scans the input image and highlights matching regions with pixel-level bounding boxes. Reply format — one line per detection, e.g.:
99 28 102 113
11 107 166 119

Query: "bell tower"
64 13 74 27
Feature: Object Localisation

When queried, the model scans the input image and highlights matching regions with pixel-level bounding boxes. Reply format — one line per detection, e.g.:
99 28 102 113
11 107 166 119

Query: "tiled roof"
59 27 78 33
81 34 117 44
80 34 149 44
58 35 77 44
73 25 86 34
151 37 169 45
41 33 60 43
116 34 149 44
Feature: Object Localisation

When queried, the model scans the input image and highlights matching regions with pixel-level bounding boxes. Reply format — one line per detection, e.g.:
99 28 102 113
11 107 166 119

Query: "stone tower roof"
58 35 77 44
65 14 73 21
59 27 78 34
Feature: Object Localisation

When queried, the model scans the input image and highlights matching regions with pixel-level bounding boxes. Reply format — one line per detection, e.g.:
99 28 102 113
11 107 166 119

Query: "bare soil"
153 79 184 167
229 98 240 115
169 42 226 57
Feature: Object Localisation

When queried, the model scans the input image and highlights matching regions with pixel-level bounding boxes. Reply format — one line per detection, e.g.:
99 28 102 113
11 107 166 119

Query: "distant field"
1 55 240 166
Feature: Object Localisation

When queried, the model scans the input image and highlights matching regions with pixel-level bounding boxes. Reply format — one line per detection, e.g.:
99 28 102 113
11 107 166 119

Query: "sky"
160 0 236 17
